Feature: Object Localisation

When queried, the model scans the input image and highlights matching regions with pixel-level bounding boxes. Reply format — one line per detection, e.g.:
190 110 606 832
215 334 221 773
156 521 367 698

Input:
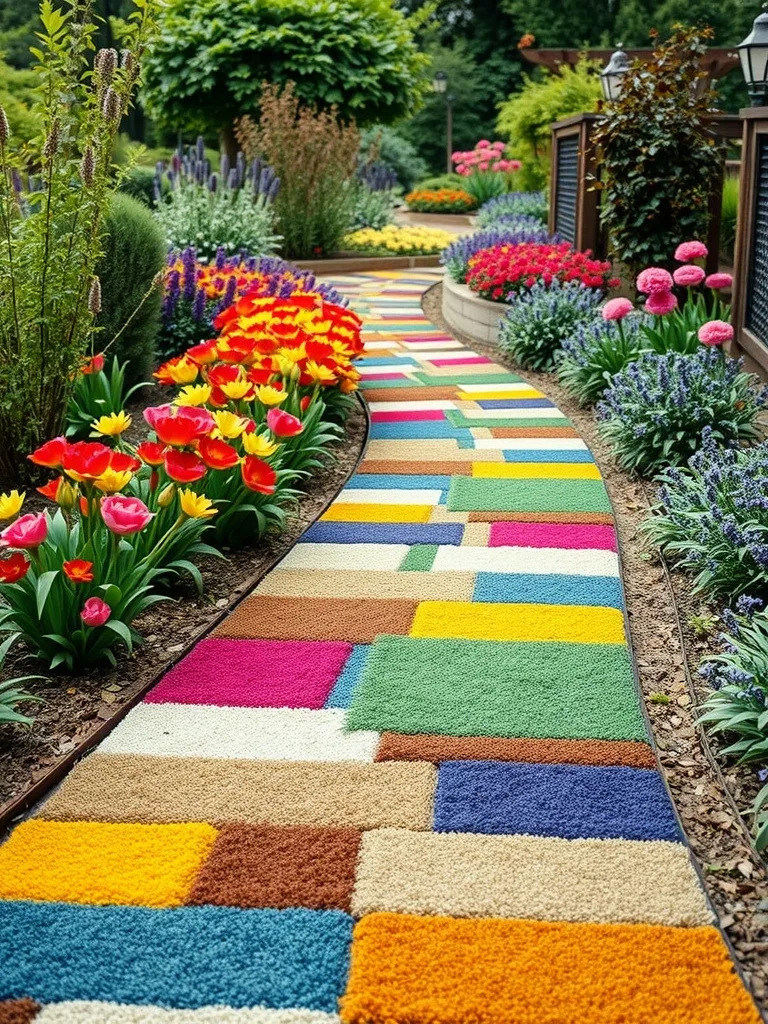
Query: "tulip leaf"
36 571 58 618
105 619 133 653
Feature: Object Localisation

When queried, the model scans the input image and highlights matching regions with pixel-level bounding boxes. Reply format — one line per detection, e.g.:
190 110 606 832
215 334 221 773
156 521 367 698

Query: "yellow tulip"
179 489 218 519
211 410 249 439
0 489 24 521
157 482 176 508
220 378 253 401
165 357 199 385
91 410 132 437
255 385 287 406
305 360 337 385
175 384 212 407
242 432 279 458
94 468 133 494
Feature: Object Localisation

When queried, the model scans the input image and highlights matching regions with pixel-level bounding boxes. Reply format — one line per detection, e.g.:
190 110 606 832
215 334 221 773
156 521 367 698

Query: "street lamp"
432 71 453 173
738 12 768 106
600 50 630 103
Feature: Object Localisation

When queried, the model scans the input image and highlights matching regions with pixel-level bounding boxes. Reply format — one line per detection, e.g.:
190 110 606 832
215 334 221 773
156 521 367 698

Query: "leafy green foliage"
141 0 430 140
414 173 466 190
496 59 602 191
0 634 43 727
0 0 160 483
351 184 397 230
66 356 150 441
720 173 739 264
498 280 603 371
592 27 722 274
557 315 646 405
117 165 159 205
96 192 167 387
359 125 427 191
0 59 41 147
597 349 768 476
644 432 768 600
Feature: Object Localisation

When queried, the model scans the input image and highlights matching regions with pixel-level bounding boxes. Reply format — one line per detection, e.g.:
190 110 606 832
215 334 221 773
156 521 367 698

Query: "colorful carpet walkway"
0 269 761 1024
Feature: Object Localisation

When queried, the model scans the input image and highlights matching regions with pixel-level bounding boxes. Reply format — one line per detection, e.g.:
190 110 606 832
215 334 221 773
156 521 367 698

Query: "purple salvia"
220 153 230 184
267 176 280 201
181 247 197 300
196 136 205 162
222 275 237 309
208 172 218 193
227 168 238 190
163 269 181 322
192 287 207 321
215 246 227 270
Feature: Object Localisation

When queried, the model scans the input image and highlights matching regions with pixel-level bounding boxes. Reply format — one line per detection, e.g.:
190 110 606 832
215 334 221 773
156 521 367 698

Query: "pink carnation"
673 264 706 287
698 320 733 346
644 290 678 316
456 164 468 175
674 240 708 262
705 272 733 290
477 139 490 148
636 267 674 295
602 297 634 321
509 160 522 171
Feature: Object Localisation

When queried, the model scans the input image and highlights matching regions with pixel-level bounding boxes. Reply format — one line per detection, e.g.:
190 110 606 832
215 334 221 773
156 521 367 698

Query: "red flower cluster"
466 243 619 302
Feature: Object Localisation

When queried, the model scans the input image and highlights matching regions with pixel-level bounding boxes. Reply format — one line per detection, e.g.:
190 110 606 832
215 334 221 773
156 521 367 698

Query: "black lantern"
738 13 768 106
600 50 630 103
432 70 448 95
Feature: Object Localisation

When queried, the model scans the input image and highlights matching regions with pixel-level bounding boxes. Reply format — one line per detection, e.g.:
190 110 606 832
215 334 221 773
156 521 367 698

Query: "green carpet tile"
447 477 613 514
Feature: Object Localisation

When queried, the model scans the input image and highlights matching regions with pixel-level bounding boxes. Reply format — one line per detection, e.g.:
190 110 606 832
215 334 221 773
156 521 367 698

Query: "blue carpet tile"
473 573 625 609
302 522 465 546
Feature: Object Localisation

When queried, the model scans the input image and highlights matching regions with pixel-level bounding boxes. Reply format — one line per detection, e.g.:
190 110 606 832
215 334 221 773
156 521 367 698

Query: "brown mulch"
424 283 768 1012
0 398 368 818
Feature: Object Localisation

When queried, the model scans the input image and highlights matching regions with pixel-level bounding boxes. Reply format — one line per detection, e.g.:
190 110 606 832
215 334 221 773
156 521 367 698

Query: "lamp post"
600 50 630 103
432 70 453 173
738 12 768 106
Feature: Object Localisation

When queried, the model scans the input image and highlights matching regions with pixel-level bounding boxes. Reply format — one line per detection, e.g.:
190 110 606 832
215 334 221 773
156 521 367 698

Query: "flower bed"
476 191 548 227
343 224 454 256
466 242 617 303
160 248 347 359
405 188 477 214
441 222 556 283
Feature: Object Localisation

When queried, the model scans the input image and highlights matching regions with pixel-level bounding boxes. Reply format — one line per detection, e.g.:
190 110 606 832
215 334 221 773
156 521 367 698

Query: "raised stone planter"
442 272 510 346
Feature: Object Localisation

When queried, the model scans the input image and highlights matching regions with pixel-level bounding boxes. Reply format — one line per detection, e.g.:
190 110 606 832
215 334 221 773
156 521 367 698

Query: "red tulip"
61 441 113 482
267 408 303 437
187 339 219 364
164 449 206 483
109 451 141 473
63 558 94 583
198 436 239 470
81 353 105 375
241 455 277 494
136 441 167 467
28 436 68 469
145 405 215 447
0 552 30 584
37 476 63 501
80 596 111 627
207 364 242 387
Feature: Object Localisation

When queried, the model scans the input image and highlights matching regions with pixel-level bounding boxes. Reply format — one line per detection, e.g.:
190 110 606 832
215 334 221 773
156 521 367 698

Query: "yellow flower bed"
344 225 454 256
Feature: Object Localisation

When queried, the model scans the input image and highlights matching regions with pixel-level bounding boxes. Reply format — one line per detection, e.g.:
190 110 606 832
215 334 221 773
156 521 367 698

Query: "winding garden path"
0 270 761 1024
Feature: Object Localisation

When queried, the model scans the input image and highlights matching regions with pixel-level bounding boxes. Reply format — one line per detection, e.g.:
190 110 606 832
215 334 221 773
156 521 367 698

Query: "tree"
141 0 430 158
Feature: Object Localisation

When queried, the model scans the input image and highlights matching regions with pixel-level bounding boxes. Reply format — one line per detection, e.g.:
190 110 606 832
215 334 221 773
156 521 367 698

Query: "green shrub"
414 173 466 191
498 281 603 371
96 193 167 387
591 27 722 273
118 165 160 206
359 125 427 191
0 59 40 149
496 59 602 191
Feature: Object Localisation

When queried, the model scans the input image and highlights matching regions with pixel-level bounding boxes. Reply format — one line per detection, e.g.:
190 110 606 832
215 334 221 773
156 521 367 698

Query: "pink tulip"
0 512 47 550
80 597 111 627
602 297 634 321
100 494 154 535
267 408 304 437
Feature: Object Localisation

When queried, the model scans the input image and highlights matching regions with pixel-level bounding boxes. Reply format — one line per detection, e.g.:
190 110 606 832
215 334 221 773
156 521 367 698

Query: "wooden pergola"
520 48 739 80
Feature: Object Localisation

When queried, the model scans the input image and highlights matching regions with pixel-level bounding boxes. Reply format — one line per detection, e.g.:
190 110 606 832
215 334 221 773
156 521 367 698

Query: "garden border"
441 272 510 346
0 394 372 837
423 279 768 1018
